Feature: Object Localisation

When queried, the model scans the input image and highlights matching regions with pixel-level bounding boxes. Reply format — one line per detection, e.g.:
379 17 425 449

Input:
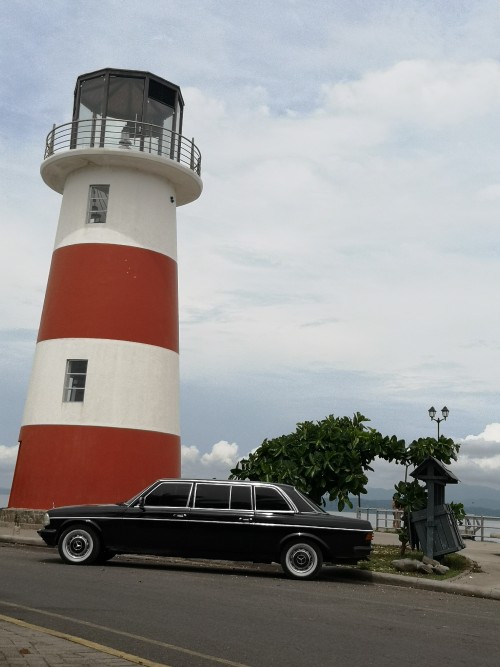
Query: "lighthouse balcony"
41 118 202 205
45 118 201 174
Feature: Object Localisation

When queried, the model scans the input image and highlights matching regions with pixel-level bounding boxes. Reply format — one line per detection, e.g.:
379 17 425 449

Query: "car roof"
154 479 294 490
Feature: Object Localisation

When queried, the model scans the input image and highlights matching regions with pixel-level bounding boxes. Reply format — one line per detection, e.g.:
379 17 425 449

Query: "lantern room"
73 67 184 134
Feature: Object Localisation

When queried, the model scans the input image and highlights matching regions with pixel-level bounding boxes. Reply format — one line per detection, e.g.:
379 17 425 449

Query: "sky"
1 0 500 498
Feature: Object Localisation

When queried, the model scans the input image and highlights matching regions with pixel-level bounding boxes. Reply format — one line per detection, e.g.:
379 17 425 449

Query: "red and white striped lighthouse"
9 69 202 509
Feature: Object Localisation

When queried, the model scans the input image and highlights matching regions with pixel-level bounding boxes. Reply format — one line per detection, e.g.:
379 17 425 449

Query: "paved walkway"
0 615 153 666
0 525 499 666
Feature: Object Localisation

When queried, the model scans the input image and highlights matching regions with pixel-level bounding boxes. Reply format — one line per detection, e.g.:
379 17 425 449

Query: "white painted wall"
22 339 180 435
54 166 178 259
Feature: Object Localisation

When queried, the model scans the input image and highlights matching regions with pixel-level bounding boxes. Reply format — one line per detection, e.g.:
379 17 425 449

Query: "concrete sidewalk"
0 525 499 667
369 529 500 600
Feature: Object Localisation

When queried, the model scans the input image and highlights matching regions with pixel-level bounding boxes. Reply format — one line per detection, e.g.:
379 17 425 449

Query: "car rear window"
145 482 192 507
285 487 325 513
255 486 292 512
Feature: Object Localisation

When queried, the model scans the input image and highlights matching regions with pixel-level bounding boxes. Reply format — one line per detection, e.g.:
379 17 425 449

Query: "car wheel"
281 540 323 580
58 525 101 565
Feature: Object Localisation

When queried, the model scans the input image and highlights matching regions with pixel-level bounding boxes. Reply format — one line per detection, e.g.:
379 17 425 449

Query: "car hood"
48 503 126 517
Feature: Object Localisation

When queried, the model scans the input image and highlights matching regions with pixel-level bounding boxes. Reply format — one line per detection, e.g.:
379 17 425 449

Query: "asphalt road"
1 543 500 667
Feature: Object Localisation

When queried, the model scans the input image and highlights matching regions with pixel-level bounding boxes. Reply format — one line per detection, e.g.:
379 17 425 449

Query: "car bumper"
353 544 372 559
38 527 57 547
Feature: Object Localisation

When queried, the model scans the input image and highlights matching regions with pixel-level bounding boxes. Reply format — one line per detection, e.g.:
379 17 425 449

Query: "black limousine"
39 479 373 580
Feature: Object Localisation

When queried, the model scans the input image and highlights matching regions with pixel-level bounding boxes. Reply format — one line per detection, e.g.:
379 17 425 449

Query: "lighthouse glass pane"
106 76 145 147
87 185 109 224
144 79 176 156
77 76 105 148
79 76 105 120
63 360 88 403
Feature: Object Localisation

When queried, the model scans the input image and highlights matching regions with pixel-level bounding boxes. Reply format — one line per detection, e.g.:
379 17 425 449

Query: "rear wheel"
58 525 101 565
281 540 323 580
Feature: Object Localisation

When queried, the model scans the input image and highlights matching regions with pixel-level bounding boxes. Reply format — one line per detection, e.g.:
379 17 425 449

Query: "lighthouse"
9 68 202 509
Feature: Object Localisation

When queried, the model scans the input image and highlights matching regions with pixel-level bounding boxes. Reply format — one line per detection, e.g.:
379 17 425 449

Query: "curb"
354 569 500 601
0 535 46 546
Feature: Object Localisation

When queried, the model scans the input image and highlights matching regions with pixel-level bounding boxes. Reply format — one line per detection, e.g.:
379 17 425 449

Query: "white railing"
44 118 202 176
355 507 500 542
459 514 500 541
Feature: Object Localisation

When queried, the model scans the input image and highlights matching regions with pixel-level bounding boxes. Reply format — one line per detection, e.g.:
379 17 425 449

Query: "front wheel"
281 540 323 580
58 525 101 565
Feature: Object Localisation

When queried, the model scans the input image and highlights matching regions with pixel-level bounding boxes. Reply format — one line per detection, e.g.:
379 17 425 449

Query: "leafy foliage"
448 501 466 523
402 436 459 467
230 413 405 509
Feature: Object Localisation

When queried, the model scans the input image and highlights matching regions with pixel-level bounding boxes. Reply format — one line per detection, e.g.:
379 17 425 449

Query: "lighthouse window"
87 185 109 224
63 359 88 402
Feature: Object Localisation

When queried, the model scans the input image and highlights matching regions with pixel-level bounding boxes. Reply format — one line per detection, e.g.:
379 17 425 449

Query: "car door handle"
238 517 253 522
172 513 187 518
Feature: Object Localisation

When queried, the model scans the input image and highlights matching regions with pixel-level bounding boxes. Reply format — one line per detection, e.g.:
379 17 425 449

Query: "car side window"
145 482 192 507
230 485 252 510
194 483 230 509
255 487 292 512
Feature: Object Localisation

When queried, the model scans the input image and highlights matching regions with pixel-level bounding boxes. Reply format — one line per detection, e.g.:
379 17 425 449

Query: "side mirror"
138 496 146 511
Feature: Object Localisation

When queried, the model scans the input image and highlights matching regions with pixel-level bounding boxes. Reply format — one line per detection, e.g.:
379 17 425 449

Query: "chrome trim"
48 515 372 532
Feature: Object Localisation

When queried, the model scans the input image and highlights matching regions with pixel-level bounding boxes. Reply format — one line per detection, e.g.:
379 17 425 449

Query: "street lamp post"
428 405 449 440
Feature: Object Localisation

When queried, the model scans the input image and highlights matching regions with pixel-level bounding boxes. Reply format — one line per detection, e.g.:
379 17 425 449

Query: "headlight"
42 512 50 526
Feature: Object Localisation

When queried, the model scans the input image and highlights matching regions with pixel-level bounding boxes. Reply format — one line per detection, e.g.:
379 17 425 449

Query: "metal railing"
44 118 202 176
355 507 500 542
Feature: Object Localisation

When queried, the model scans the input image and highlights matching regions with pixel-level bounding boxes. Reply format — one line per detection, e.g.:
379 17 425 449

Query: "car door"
251 485 297 559
187 482 257 559
119 481 193 555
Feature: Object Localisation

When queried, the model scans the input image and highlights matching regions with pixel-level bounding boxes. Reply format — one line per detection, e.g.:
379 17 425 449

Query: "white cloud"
0 444 18 495
0 444 18 467
453 424 500 490
321 60 500 127
200 441 239 468
463 423 500 444
178 55 500 425
181 441 240 479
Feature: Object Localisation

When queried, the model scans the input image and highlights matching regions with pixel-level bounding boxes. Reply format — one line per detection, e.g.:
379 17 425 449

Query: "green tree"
403 436 459 468
230 413 406 509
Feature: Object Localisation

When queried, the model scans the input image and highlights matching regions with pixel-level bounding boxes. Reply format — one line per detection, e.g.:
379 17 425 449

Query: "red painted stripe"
9 425 180 509
37 244 178 351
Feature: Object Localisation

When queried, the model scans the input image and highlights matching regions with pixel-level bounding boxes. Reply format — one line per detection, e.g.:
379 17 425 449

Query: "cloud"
0 444 18 494
181 441 240 479
174 54 500 455
321 60 500 128
453 424 500 490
